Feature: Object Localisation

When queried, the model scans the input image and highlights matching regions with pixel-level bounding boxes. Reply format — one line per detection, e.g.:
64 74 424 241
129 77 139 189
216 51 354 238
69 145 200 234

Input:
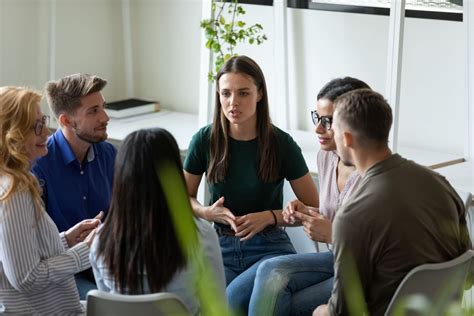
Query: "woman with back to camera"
0 86 100 315
183 55 319 313
90 128 226 315
249 77 371 316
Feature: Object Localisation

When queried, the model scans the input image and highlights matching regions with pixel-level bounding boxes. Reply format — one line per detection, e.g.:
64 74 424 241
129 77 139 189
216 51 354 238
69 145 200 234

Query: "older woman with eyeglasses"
0 86 101 315
248 77 371 316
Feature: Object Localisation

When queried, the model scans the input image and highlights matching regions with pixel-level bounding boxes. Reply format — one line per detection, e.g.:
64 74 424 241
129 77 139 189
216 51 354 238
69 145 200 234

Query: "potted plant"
200 0 268 81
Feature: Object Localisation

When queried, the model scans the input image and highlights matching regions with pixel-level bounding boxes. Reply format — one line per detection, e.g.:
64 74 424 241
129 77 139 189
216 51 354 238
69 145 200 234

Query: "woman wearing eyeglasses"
0 86 100 315
248 77 371 316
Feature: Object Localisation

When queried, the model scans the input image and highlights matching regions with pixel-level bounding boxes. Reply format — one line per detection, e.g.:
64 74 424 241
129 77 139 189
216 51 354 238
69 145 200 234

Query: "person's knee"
255 259 277 279
255 256 291 281
254 260 292 295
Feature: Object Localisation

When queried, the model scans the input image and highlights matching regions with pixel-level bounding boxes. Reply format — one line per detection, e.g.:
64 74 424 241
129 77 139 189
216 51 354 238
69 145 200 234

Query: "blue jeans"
248 251 334 316
219 227 296 314
75 268 97 300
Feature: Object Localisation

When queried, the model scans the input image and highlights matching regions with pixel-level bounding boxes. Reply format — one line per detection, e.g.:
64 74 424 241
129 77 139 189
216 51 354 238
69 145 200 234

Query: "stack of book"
106 99 160 118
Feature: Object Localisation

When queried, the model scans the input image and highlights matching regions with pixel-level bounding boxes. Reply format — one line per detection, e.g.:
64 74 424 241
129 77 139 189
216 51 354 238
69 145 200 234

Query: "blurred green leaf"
156 161 231 316
211 42 221 53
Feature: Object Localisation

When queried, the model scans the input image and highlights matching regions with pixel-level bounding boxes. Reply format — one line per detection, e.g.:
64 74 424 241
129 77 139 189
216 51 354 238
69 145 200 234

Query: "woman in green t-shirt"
183 55 318 314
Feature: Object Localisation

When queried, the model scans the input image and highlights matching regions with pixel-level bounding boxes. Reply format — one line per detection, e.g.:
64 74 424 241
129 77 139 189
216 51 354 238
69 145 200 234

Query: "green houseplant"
200 0 268 81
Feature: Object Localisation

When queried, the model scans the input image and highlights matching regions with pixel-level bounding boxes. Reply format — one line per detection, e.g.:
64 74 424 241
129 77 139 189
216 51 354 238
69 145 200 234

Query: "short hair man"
314 89 471 316
32 74 117 299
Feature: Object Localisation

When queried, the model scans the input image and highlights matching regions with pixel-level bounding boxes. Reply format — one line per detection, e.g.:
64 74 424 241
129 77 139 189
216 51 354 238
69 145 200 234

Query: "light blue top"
90 217 226 315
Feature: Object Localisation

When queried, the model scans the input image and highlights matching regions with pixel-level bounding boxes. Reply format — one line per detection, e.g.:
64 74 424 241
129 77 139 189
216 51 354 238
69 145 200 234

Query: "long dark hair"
208 55 278 183
96 128 187 294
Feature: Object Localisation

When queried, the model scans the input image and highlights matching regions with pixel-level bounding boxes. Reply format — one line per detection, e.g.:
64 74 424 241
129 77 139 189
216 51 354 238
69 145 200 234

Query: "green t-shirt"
183 125 308 217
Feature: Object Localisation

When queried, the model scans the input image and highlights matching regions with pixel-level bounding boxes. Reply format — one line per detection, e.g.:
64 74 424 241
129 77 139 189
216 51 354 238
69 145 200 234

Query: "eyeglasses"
34 115 50 136
311 111 333 130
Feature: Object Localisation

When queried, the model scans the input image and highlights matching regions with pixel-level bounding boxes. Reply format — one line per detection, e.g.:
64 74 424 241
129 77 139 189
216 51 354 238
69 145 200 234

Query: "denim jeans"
248 251 334 316
219 227 296 314
75 268 97 300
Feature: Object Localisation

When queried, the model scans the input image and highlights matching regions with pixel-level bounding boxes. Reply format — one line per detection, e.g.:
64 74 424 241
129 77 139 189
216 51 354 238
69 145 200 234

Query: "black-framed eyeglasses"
34 115 50 136
311 111 333 130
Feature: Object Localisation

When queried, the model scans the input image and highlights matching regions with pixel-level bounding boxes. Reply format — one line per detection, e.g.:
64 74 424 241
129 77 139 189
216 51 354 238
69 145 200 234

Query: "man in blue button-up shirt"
32 73 117 299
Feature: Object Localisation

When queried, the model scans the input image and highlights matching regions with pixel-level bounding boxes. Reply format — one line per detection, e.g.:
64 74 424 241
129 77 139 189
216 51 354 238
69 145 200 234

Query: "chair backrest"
455 190 472 212
86 290 191 316
385 250 474 316
456 189 473 243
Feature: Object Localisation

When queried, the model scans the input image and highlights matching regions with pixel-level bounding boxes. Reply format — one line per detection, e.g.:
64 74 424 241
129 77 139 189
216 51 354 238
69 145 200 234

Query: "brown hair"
45 73 107 118
208 55 278 183
334 89 393 147
0 86 44 215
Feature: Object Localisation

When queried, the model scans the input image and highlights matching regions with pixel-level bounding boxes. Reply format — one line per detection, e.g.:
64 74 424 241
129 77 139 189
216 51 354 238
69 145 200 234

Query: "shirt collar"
54 129 96 165
364 153 404 178
86 145 96 162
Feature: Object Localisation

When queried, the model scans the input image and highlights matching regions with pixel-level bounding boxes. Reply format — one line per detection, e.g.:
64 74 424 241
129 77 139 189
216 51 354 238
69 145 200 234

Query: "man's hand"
234 211 274 241
202 197 237 231
65 211 103 248
293 208 332 243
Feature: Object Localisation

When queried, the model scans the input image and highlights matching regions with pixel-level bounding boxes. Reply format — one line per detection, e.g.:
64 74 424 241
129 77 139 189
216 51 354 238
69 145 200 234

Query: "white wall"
0 0 44 88
130 0 203 113
399 18 465 154
53 0 127 102
286 8 388 130
0 0 127 110
0 1 468 155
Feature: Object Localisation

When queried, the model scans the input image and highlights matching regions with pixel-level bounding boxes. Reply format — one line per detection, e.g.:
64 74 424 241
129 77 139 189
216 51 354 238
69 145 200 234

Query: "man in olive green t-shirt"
314 89 471 316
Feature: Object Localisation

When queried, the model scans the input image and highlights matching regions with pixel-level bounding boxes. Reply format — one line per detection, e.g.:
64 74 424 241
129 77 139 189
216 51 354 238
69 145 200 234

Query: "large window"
288 0 462 21
312 0 462 11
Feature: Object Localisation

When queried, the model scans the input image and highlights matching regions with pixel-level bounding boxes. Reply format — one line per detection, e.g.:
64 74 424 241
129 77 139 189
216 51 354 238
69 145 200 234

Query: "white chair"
455 189 473 243
385 250 474 316
86 290 191 316
457 190 473 212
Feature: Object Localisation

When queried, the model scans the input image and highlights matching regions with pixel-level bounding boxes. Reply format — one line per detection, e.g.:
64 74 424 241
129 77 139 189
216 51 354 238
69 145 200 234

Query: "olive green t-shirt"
328 154 471 316
184 125 309 217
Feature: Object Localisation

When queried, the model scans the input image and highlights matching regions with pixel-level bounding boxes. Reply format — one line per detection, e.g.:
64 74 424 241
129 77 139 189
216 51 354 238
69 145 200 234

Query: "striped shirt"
0 175 90 315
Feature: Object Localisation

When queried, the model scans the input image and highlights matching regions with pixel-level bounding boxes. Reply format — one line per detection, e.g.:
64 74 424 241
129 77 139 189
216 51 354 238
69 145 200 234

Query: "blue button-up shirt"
32 129 117 232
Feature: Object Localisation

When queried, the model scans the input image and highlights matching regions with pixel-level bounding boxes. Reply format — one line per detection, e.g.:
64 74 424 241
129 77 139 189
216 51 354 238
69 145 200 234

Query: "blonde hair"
0 86 44 215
